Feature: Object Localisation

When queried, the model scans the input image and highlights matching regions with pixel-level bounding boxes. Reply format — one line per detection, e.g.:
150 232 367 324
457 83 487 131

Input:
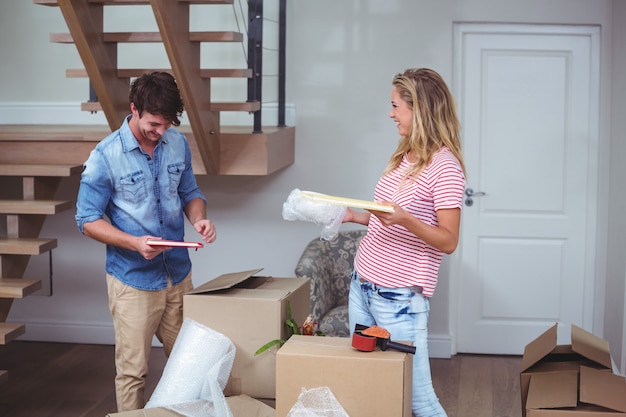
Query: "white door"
452 24 600 354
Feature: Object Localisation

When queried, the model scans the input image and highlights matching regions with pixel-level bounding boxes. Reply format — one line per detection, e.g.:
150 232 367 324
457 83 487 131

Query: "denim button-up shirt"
75 116 207 291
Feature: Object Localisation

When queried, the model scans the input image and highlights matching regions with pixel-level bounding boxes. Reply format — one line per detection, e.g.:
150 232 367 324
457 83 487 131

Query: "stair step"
81 101 261 113
0 279 42 299
0 163 82 177
35 0 233 5
0 238 57 255
0 323 25 345
51 31 243 43
66 68 252 79
0 200 73 215
0 124 295 176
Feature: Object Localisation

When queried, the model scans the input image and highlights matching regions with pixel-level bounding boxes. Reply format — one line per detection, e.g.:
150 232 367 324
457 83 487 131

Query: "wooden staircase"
28 0 294 176
0 0 293 382
0 162 80 382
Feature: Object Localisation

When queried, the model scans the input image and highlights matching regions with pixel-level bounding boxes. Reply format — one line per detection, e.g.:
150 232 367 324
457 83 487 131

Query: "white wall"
0 0 622 363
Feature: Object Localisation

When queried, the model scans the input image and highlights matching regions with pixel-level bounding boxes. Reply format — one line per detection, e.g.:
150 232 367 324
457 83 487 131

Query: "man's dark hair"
129 72 184 126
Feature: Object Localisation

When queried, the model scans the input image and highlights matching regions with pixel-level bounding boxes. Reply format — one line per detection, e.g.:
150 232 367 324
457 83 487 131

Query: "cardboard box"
184 269 310 399
275 335 412 417
521 323 616 416
106 394 276 417
526 366 626 416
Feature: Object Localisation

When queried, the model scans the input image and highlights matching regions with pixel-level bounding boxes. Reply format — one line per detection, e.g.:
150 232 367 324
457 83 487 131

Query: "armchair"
294 229 366 337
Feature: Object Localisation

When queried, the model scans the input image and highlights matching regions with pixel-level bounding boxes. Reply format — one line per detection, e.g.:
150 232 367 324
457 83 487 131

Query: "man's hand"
137 236 168 260
193 219 217 244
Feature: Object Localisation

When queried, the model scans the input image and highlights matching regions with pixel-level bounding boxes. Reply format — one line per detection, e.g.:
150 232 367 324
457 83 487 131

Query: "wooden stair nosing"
66 68 252 79
0 163 83 177
0 279 42 299
51 31 243 44
0 238 58 255
0 124 110 142
35 0 233 5
0 200 73 215
81 101 261 113
0 323 26 345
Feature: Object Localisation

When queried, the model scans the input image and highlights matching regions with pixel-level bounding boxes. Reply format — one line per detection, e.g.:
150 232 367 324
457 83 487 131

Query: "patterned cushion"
295 229 366 338
318 305 350 337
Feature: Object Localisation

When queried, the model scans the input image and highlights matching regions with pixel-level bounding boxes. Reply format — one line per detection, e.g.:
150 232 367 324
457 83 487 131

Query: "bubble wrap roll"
146 318 236 417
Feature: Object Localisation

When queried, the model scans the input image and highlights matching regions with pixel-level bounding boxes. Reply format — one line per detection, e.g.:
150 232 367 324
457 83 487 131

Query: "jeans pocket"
377 287 429 314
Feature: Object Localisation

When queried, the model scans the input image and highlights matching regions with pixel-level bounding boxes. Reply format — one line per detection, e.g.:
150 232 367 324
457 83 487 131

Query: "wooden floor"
0 341 523 417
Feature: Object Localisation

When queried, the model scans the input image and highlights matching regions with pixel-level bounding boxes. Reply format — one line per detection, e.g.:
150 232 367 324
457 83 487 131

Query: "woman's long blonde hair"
384 68 466 179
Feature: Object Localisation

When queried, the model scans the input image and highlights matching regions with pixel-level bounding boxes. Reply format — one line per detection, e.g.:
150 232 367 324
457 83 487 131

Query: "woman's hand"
367 202 406 226
343 208 371 226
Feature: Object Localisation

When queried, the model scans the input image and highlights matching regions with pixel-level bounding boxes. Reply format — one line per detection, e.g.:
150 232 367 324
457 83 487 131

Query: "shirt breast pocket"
120 171 147 204
167 162 185 194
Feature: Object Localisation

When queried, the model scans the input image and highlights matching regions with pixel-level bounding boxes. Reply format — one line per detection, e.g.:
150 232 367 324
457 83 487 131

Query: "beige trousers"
106 273 193 412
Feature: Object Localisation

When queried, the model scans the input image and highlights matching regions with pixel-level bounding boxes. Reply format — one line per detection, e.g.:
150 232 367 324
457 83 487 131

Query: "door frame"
448 22 603 355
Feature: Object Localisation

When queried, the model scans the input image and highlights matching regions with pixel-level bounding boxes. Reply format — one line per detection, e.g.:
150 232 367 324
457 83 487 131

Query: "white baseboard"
15 319 116 345
0 102 295 126
15 319 166 347
428 333 453 358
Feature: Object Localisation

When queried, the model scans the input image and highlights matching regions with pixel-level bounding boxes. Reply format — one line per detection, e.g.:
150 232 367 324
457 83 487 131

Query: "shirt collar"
119 114 169 153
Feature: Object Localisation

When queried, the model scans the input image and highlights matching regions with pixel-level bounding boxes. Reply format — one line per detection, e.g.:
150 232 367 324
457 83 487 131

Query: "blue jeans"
349 271 447 417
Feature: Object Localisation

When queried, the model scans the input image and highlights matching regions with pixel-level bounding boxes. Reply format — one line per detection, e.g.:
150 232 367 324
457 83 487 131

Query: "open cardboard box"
275 335 412 417
183 268 310 400
521 323 617 416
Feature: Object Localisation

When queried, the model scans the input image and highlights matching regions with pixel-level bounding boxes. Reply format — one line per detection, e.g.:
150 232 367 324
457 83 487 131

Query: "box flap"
525 371 578 410
571 324 613 369
188 268 264 294
579 365 626 413
521 323 558 372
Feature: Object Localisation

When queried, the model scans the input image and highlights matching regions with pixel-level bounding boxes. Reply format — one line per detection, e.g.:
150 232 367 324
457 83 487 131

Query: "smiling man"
75 72 217 412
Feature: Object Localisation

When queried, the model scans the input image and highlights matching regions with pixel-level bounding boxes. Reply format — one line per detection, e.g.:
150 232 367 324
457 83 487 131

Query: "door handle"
464 188 486 207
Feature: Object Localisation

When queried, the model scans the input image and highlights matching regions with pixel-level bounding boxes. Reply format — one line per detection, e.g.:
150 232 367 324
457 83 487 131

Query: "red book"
147 239 204 249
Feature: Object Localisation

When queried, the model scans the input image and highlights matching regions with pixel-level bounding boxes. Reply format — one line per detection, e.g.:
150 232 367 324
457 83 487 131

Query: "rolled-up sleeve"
75 149 113 234
177 139 207 207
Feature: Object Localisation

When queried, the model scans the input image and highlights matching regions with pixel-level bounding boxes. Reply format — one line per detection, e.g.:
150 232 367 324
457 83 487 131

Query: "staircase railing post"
248 0 263 133
278 0 286 127
89 81 98 114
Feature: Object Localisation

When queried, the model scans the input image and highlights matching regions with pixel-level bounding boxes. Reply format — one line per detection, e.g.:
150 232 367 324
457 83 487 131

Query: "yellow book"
300 191 394 213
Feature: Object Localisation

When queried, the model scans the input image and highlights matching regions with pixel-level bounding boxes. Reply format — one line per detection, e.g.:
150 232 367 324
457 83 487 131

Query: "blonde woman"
343 68 466 417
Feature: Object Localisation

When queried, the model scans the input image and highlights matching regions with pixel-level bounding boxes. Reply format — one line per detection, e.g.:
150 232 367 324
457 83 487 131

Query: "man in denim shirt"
75 72 216 412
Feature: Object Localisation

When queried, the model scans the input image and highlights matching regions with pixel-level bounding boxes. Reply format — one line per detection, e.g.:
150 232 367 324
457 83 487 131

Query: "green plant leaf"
254 339 286 356
285 317 301 335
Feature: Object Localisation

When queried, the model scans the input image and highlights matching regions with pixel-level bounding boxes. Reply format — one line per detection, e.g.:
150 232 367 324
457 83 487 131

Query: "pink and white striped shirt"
354 147 465 297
